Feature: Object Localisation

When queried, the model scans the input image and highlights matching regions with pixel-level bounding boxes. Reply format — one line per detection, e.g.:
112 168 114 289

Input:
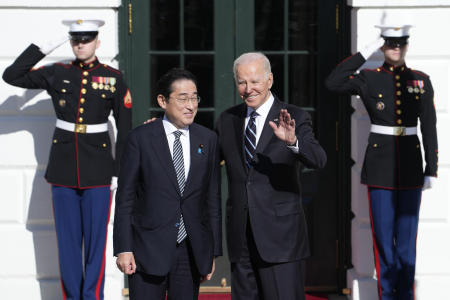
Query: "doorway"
119 0 351 293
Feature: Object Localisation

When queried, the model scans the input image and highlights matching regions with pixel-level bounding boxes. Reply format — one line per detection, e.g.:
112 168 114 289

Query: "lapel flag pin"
198 144 204 154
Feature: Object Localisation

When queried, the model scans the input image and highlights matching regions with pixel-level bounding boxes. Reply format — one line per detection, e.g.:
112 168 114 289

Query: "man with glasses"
113 68 222 300
3 19 132 300
326 24 438 299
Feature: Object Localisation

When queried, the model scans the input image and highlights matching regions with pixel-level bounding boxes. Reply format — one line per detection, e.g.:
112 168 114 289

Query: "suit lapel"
255 98 282 154
233 104 247 171
150 119 182 196
183 125 201 198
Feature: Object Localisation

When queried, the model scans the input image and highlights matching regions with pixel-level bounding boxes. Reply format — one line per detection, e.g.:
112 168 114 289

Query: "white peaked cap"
62 19 105 32
375 25 413 38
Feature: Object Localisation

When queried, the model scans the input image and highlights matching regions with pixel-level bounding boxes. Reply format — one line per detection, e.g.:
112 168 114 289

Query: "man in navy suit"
216 52 327 300
113 68 222 300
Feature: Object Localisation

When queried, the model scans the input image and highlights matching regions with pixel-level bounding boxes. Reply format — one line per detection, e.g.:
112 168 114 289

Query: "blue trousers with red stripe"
52 185 112 300
368 187 422 300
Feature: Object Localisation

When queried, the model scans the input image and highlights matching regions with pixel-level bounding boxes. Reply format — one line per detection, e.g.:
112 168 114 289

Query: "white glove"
110 176 118 192
360 37 385 60
422 176 436 191
36 35 70 55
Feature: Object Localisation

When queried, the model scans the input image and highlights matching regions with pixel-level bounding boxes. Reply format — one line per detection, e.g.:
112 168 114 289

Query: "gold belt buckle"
394 126 406 136
75 124 87 133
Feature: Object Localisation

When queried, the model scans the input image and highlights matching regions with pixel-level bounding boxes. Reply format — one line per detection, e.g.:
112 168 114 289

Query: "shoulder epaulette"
410 69 429 78
55 62 72 69
362 66 386 73
103 64 121 74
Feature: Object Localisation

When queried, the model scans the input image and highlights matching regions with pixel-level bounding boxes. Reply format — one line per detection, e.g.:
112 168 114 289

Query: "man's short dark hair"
156 68 198 99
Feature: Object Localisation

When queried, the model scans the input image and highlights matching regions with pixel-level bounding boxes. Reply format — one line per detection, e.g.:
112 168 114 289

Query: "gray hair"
233 52 272 81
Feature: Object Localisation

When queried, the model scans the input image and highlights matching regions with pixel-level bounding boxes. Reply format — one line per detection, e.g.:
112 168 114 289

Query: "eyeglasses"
170 95 201 105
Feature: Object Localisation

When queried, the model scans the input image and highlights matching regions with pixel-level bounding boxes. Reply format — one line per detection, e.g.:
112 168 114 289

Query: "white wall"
347 2 450 299
0 2 125 299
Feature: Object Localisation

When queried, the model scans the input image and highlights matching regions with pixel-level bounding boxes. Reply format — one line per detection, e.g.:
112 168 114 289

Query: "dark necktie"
172 131 187 243
244 111 257 168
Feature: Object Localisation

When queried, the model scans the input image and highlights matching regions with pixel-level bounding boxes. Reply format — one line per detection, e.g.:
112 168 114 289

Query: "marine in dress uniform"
326 25 438 300
2 20 132 300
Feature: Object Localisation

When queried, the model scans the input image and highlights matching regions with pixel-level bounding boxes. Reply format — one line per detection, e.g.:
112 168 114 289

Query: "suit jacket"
2 44 132 187
113 119 222 276
326 52 438 188
216 97 326 263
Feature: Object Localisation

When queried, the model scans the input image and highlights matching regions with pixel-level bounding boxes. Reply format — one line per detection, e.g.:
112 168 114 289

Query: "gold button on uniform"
416 144 420 148
79 108 84 114
61 88 66 93
53 139 57 144
81 88 87 94
78 117 83 123
396 100 401 105
83 71 89 76
416 96 420 100
89 63 94 68
377 68 381 72
397 119 402 125
396 82 401 87
102 143 107 148
378 94 383 98
396 109 402 115
80 98 86 104
395 75 400 80
101 94 106 98
396 91 401 96
390 66 394 71
82 79 88 84
373 144 378 148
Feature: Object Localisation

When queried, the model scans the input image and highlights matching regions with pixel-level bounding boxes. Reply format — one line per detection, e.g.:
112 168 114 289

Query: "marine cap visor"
70 31 98 42
383 36 409 48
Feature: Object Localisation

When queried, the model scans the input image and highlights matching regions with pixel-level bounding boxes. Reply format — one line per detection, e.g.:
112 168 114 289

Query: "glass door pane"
148 0 215 129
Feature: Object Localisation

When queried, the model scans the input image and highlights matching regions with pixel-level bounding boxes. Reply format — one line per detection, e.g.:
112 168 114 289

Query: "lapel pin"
198 144 204 154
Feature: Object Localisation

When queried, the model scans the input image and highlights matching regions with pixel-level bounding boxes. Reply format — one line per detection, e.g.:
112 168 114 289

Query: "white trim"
370 124 417 136
348 0 450 7
56 119 108 133
0 0 121 8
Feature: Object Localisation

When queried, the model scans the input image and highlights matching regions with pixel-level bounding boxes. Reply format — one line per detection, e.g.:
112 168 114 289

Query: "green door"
119 0 350 293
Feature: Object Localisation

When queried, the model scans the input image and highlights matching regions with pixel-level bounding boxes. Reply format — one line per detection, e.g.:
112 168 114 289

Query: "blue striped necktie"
172 130 187 243
244 111 258 168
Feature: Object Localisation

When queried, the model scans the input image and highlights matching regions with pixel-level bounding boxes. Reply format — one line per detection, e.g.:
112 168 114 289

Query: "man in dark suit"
113 68 222 300
216 52 327 300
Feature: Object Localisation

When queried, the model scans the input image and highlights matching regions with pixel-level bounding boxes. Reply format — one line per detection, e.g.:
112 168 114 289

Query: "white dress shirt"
244 93 299 152
163 115 190 179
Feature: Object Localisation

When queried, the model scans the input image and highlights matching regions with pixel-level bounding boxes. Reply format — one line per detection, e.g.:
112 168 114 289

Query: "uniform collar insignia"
382 62 407 73
73 57 100 70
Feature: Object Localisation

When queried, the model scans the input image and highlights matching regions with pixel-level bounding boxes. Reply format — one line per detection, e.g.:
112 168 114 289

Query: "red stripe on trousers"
367 188 382 300
95 189 113 299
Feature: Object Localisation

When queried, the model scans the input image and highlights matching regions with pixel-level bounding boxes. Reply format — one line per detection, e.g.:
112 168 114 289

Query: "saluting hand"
268 109 297 145
116 252 137 275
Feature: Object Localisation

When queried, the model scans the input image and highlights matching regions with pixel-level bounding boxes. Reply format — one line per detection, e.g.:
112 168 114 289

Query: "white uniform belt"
370 124 417 136
56 119 108 134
